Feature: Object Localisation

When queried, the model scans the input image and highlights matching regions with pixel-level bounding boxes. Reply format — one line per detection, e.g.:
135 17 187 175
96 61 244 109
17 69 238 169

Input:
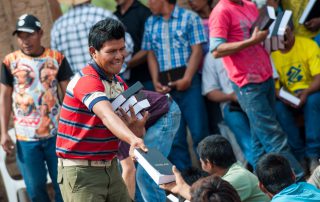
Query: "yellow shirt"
282 0 320 38
271 36 320 93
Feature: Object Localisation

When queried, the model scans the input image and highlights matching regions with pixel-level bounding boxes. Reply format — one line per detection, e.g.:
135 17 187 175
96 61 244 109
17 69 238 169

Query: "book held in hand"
277 10 293 50
111 81 144 111
279 87 301 106
134 148 175 185
251 5 276 34
159 67 186 86
127 99 150 119
299 0 320 24
120 91 146 112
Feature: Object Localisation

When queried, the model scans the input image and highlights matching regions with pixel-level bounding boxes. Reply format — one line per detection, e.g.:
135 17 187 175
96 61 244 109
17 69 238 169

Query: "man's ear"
259 182 273 199
89 46 96 58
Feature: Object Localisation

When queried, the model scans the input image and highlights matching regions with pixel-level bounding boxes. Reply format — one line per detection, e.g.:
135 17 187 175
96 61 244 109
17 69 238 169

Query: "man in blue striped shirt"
142 0 209 171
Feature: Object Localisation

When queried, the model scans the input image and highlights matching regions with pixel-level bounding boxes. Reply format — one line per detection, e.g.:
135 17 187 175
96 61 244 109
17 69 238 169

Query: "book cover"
159 67 186 86
279 87 301 106
111 81 144 111
127 99 150 119
299 0 320 24
251 5 276 34
277 10 292 50
134 148 175 185
271 11 284 51
121 91 146 112
264 21 276 53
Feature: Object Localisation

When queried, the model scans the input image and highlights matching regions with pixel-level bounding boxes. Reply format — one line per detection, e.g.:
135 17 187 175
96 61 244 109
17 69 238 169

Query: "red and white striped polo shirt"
56 64 127 160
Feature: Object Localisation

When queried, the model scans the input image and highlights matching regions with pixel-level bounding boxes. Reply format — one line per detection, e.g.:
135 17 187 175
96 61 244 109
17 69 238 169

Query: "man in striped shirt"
56 18 147 202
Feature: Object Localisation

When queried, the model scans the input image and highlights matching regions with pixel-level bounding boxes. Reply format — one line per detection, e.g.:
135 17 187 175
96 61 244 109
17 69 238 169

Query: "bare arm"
0 84 14 154
296 74 320 108
120 157 136 200
58 80 69 100
92 100 146 151
147 50 170 93
212 27 268 58
127 50 148 69
206 90 237 103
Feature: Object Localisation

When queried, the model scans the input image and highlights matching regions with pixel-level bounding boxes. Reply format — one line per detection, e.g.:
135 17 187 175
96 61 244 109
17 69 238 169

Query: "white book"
120 92 145 112
127 99 150 119
134 148 175 185
167 194 179 202
279 87 301 106
299 0 317 24
264 21 276 53
277 10 292 50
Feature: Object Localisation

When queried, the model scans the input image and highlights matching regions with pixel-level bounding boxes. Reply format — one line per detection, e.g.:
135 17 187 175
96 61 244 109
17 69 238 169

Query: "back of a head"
88 18 125 51
197 135 236 169
256 153 295 195
190 175 241 202
181 167 209 186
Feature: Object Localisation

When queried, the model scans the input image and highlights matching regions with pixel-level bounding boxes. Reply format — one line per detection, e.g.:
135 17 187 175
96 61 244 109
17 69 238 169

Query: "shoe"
309 158 320 174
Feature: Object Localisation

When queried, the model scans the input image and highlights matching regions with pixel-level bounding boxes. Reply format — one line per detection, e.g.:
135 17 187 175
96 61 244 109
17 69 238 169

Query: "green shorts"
57 158 131 202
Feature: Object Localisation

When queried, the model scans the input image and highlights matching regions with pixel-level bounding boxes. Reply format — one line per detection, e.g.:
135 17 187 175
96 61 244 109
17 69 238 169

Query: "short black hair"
256 153 295 195
190 175 241 202
88 18 125 51
181 167 209 186
168 0 177 4
197 135 236 169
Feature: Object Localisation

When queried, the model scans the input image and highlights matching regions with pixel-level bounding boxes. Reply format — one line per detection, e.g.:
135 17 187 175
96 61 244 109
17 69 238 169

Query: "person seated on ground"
308 165 320 189
271 23 320 174
190 175 241 202
161 135 270 202
256 153 320 202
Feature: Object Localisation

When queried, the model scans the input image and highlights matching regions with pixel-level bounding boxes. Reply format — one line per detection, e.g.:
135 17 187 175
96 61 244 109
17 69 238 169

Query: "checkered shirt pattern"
51 4 133 74
142 6 206 72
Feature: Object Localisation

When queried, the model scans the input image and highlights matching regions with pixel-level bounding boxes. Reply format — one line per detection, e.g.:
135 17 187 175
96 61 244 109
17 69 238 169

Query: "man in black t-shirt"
114 0 153 90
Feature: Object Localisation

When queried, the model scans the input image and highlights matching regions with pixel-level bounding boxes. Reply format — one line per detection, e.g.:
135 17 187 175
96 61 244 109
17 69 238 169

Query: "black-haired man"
256 154 320 202
56 18 147 202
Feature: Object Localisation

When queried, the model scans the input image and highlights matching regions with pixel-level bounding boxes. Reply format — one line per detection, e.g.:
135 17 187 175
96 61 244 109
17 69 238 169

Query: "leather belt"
58 158 112 167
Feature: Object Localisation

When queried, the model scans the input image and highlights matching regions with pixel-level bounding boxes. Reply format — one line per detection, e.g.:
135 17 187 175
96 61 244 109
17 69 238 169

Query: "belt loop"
59 158 64 168
88 160 91 166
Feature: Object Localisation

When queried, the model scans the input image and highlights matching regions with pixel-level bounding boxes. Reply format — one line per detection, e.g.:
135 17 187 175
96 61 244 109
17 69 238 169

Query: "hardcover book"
121 91 146 112
127 99 150 120
299 0 320 24
279 87 301 106
251 5 276 34
159 67 186 86
271 11 284 51
111 81 144 111
134 148 175 185
277 10 293 50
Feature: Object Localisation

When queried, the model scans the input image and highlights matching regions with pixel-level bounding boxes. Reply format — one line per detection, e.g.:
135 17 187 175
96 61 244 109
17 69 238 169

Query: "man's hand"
305 17 320 32
250 27 269 45
153 80 171 94
129 137 148 160
228 92 238 102
168 77 192 91
118 106 148 138
160 166 191 200
296 90 309 108
1 133 14 155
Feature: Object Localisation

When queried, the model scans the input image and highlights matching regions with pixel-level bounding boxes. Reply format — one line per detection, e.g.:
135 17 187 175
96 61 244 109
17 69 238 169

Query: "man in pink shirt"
209 0 304 180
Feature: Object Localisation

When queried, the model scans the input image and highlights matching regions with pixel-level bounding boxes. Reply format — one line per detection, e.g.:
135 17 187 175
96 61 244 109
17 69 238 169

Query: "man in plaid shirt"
142 0 209 171
51 0 133 74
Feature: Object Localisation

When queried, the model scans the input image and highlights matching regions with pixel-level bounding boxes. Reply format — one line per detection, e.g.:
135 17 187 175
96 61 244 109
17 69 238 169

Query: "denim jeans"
16 137 62 202
168 74 209 171
223 104 255 166
275 92 320 160
232 78 304 180
136 101 181 202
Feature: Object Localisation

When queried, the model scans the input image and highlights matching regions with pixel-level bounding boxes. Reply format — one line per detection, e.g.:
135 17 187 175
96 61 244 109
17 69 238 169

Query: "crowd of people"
0 0 320 202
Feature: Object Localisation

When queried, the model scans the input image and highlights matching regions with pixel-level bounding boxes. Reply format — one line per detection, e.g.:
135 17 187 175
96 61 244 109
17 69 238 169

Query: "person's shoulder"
295 36 318 48
3 50 21 65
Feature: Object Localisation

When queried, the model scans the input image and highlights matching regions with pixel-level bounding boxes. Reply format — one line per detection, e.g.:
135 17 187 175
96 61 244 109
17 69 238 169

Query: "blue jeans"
16 137 62 202
136 101 181 202
232 78 304 180
168 74 209 171
275 92 320 160
223 104 255 166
